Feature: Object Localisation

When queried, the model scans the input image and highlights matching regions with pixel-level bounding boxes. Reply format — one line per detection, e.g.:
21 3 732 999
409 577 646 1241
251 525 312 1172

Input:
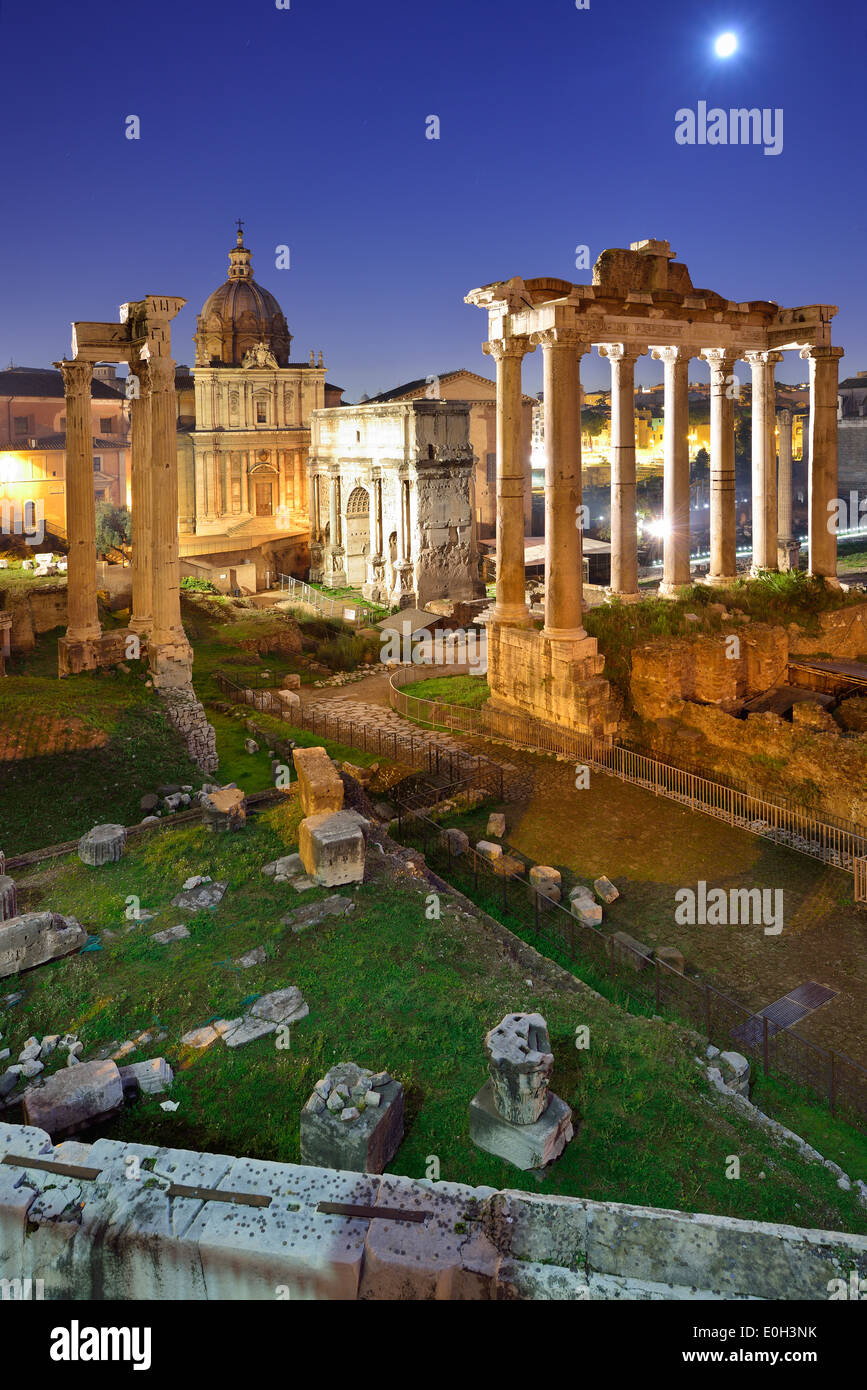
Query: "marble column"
777 408 793 542
532 328 588 641
328 472 338 545
222 451 231 517
56 359 101 644
240 454 249 514
599 343 645 599
129 359 152 634
745 351 783 572
801 344 844 583
701 348 740 585
652 346 691 595
148 356 189 659
484 336 534 625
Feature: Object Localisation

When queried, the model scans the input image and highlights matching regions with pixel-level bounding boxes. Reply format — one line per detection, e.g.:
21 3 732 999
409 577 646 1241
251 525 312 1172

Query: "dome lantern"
194 224 293 367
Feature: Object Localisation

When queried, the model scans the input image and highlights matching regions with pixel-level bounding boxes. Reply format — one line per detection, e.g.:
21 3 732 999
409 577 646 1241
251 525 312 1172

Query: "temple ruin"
466 238 843 736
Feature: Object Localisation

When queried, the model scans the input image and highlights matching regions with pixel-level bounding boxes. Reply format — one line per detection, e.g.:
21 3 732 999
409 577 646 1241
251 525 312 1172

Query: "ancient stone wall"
487 624 622 739
1 1121 863 1300
158 686 219 774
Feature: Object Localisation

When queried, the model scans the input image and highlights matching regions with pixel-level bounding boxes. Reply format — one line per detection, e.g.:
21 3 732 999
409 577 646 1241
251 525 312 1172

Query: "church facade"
177 227 342 583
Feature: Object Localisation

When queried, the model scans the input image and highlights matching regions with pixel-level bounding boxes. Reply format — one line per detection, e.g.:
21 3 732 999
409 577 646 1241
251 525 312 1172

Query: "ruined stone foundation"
486 623 622 740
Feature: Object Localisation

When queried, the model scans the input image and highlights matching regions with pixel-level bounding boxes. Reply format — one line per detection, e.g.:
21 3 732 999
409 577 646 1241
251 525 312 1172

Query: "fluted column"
701 348 740 585
599 343 645 599
148 356 188 651
801 344 844 583
777 408 793 542
56 359 101 643
129 359 152 634
652 346 691 595
484 336 534 625
745 351 783 572
531 328 588 641
328 472 339 544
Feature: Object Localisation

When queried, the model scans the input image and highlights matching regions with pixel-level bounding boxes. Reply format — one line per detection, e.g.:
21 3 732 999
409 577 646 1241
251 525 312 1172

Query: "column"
148 355 188 650
376 477 384 553
484 336 534 625
129 359 152 634
777 408 793 542
652 346 691 595
240 453 249 514
701 348 739 585
745 351 783 572
600 343 645 599
801 344 844 582
56 359 101 643
328 472 339 544
531 328 588 641
222 451 231 517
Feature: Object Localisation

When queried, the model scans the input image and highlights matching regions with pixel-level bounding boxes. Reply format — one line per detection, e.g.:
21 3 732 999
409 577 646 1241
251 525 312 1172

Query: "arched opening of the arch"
345 486 370 587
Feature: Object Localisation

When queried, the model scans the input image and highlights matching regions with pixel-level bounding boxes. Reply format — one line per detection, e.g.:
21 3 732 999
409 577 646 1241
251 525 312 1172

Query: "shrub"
180 576 220 594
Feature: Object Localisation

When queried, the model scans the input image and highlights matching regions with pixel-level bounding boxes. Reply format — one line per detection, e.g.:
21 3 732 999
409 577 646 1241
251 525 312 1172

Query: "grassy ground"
4 805 865 1234
407 675 492 709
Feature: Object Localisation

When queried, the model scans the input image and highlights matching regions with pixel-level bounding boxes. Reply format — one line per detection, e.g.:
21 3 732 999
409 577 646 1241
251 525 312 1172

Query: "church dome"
194 224 293 367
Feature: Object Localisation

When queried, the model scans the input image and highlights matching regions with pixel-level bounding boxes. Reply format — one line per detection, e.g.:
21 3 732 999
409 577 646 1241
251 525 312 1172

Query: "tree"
94 503 132 558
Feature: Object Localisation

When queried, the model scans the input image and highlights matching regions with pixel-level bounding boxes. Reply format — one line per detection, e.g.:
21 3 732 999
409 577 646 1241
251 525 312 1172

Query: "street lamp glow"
714 32 738 58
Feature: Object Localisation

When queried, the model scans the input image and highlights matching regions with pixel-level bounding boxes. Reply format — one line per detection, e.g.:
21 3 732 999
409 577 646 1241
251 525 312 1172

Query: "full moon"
714 32 738 58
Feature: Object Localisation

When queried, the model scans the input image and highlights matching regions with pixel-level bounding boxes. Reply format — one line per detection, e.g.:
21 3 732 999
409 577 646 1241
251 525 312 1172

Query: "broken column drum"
484 1012 554 1124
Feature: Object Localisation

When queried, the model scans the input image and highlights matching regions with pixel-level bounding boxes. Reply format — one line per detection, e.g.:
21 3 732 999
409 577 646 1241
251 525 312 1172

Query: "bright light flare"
714 32 738 58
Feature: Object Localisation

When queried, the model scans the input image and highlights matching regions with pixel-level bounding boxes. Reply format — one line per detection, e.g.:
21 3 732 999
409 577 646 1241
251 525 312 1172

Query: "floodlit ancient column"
129 360 153 634
148 355 190 666
701 348 740 585
532 328 588 641
484 336 533 625
777 408 793 542
599 343 645 599
745 351 783 572
328 472 339 544
652 346 691 595
56 359 101 644
801 344 844 583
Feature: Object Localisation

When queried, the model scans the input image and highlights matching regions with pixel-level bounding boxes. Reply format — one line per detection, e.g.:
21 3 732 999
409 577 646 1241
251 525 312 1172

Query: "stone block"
569 887 603 928
470 1080 573 1171
118 1058 173 1097
655 945 685 974
299 811 366 886
22 1059 124 1139
486 812 506 838
277 689 301 713
529 866 561 901
281 895 355 933
476 840 502 863
593 876 619 904
0 875 18 922
300 1062 404 1173
491 855 525 877
292 746 344 816
718 1051 750 1098
249 987 309 1024
77 824 126 867
484 1013 553 1124
610 931 652 971
280 672 302 690
0 911 87 979
441 827 469 855
201 787 246 833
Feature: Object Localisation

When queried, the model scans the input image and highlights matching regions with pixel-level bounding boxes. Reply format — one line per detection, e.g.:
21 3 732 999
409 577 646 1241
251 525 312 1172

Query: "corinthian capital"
743 350 784 367
54 359 93 395
598 342 647 364
484 335 534 362
799 344 844 362
650 345 688 365
529 327 589 353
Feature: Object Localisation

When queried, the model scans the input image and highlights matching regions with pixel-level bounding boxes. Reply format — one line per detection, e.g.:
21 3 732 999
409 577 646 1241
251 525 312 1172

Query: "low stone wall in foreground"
1 1122 865 1300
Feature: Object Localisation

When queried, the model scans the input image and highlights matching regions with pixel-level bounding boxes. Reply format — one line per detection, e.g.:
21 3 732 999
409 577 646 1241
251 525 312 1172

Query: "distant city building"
177 226 344 583
0 365 129 540
838 371 867 495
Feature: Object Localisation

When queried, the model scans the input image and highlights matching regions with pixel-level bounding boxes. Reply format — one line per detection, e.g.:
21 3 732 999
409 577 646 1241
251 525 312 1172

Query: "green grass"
407 675 492 709
5 808 865 1233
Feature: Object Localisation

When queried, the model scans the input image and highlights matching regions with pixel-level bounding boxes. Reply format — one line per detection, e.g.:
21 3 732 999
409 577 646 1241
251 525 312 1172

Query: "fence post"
654 957 661 1012
762 1014 769 1075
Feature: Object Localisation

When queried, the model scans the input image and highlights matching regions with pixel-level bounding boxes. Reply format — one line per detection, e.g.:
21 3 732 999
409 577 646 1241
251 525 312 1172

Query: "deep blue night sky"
2 0 865 400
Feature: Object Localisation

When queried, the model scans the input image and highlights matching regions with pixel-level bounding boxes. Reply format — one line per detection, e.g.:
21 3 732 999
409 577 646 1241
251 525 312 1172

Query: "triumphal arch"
55 295 192 688
466 238 842 737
